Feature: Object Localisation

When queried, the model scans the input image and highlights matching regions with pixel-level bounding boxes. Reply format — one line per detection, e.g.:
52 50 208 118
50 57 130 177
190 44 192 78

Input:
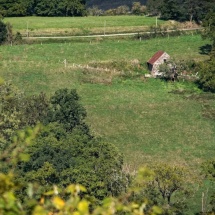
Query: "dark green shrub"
0 21 7 44
14 32 23 44
196 58 215 92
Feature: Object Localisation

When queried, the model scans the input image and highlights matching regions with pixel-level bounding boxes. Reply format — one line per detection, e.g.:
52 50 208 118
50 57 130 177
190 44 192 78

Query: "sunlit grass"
5 16 165 30
4 16 166 36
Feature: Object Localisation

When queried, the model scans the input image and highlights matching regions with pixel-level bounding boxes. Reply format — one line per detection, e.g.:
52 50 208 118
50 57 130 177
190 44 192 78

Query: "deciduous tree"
16 122 128 202
46 88 88 133
131 164 194 214
196 58 215 92
146 0 163 16
202 10 215 48
201 159 215 213
160 0 182 20
131 2 146 15
0 80 49 147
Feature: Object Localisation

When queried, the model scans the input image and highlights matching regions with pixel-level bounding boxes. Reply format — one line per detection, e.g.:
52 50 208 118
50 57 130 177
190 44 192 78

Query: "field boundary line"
68 63 123 74
23 27 202 39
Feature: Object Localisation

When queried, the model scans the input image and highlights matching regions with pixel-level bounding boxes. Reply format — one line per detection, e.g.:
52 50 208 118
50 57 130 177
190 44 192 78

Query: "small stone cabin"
147 51 170 77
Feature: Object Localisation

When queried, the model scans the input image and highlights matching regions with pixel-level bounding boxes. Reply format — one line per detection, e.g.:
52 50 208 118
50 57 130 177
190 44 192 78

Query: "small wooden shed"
147 51 170 77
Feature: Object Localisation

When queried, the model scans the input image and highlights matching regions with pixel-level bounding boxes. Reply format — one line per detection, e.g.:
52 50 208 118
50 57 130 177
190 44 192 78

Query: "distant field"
4 16 166 36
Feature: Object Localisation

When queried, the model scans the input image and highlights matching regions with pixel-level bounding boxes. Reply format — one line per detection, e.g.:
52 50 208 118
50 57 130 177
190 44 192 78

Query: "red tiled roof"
147 50 165 65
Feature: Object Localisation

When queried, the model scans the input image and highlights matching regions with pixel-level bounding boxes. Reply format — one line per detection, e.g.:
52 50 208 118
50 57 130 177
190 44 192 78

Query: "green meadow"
4 16 166 36
0 33 214 213
0 34 213 167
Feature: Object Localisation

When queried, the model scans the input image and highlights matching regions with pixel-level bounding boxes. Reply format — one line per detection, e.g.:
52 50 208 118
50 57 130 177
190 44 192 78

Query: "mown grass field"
0 34 214 213
4 16 166 36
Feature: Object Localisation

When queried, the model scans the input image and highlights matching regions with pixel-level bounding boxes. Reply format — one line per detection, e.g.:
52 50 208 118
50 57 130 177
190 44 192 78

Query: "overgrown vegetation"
0 20 22 45
147 0 215 22
0 81 129 209
0 0 87 17
0 20 7 44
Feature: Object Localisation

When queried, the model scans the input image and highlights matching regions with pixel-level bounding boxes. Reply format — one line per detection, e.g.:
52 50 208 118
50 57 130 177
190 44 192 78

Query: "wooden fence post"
63 59 67 68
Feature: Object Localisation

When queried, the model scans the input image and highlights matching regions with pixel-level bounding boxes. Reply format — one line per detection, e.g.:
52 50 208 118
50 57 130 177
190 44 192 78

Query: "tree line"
0 4 215 214
147 0 215 22
87 0 215 22
0 0 87 17
1 0 215 21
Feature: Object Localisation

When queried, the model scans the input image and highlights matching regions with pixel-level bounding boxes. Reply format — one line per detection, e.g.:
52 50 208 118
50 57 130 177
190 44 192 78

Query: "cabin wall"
151 53 170 76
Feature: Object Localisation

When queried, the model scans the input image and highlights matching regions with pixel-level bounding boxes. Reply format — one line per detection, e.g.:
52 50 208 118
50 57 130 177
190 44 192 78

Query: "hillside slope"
86 0 147 10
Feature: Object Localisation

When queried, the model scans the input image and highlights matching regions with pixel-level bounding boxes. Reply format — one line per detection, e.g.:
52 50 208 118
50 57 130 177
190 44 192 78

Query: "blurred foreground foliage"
0 125 162 215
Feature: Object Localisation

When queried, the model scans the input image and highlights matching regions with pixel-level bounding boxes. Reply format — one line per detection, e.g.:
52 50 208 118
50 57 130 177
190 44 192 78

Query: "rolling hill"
86 0 147 10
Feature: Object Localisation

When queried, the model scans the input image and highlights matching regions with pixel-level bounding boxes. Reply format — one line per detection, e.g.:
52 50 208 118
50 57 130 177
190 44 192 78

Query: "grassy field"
0 34 212 162
0 31 215 214
4 16 166 36
0 35 209 89
0 33 214 213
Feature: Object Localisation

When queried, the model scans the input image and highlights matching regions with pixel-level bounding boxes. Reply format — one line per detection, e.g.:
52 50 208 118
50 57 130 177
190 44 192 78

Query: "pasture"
4 16 166 36
0 33 214 213
0 34 213 164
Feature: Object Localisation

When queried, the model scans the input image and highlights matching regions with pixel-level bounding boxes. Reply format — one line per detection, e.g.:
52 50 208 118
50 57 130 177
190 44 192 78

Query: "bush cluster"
0 20 22 45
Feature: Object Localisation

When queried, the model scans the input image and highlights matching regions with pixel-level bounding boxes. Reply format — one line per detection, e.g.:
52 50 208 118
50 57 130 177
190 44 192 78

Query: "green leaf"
77 200 89 213
152 206 163 214
19 153 30 162
32 205 47 215
52 196 65 210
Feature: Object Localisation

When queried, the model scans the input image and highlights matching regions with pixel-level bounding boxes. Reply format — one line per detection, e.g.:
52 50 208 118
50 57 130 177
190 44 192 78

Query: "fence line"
68 62 122 74
66 62 199 81
23 27 202 39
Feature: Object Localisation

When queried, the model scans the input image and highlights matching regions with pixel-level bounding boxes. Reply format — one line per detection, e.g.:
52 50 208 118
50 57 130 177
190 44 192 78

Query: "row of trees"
87 0 215 21
0 20 22 45
147 0 215 22
0 0 146 17
88 2 147 16
0 0 86 17
1 0 214 20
